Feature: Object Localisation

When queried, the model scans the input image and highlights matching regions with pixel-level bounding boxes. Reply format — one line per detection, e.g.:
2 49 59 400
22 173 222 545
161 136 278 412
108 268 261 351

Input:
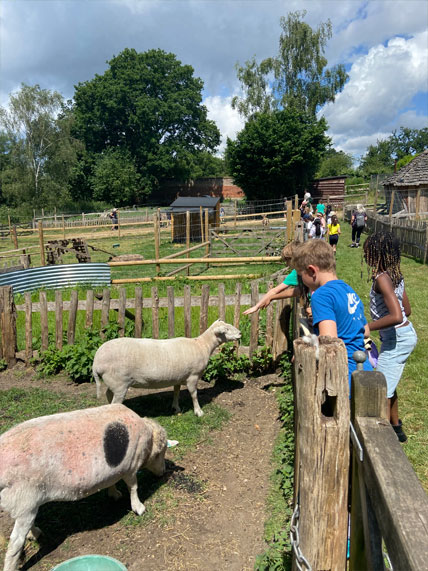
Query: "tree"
73 48 220 201
0 85 81 209
90 148 141 205
225 108 330 200
316 148 354 178
232 11 347 118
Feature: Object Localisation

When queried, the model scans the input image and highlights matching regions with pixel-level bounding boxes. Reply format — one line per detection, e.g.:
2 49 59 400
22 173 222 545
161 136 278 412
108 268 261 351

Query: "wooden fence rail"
0 281 291 366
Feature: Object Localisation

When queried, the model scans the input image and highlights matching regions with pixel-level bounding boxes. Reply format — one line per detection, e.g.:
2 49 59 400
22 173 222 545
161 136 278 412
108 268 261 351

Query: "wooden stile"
167 286 175 338
118 288 126 336
249 281 259 357
67 290 78 345
151 286 159 339
55 290 63 350
218 283 225 321
184 284 191 337
134 287 143 338
25 292 32 364
100 288 111 337
39 291 49 351
199 284 209 334
85 290 94 329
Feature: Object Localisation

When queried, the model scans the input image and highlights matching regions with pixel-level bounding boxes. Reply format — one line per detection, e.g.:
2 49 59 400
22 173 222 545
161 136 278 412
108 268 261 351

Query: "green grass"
335 222 428 491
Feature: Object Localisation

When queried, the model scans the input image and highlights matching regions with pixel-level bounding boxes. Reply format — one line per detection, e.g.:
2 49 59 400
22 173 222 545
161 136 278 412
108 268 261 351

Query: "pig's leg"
4 510 37 571
172 385 181 414
122 473 145 516
187 375 203 417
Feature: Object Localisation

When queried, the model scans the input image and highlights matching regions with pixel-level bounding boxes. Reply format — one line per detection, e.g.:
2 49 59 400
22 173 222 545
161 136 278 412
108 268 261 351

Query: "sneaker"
392 423 408 443
349 243 356 248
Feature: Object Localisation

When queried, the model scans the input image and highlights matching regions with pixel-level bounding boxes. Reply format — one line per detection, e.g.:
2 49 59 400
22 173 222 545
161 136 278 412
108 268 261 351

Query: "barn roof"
383 150 428 187
169 196 220 209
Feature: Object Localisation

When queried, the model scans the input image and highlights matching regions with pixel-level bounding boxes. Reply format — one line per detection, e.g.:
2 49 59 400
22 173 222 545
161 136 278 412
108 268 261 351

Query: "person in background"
350 204 367 247
363 232 417 443
326 204 333 225
327 213 341 254
309 212 325 239
109 208 119 230
316 201 326 215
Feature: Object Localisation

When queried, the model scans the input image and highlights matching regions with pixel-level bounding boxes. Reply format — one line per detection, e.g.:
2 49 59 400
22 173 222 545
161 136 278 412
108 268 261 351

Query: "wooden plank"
265 280 274 348
100 288 110 337
85 290 94 329
167 286 175 338
134 287 143 338
293 337 350 570
286 200 293 242
249 281 259 357
272 298 290 359
67 290 78 345
199 284 209 334
184 284 191 337
24 292 32 364
218 283 226 321
233 282 241 329
39 291 49 351
108 256 281 266
151 286 159 339
55 290 63 350
118 288 126 337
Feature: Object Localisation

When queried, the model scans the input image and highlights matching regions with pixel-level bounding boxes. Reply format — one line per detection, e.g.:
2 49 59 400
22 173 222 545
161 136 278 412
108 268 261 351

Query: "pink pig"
0 404 167 571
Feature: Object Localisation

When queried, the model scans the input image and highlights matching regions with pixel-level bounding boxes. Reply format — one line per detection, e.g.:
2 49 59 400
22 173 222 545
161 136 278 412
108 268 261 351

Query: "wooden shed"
383 150 428 216
310 176 347 207
167 196 220 243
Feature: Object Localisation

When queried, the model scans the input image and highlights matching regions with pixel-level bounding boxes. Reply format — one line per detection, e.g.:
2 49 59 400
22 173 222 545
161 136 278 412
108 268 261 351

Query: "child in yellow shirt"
327 214 341 253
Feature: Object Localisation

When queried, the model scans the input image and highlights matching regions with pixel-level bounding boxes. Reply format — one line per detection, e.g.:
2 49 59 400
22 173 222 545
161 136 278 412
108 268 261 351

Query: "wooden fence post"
388 190 395 221
62 214 66 239
154 213 160 276
24 292 32 364
186 210 190 276
205 208 210 269
292 337 350 570
200 206 204 242
415 189 421 220
249 281 259 357
0 286 17 367
294 193 299 210
38 220 46 266
11 226 18 249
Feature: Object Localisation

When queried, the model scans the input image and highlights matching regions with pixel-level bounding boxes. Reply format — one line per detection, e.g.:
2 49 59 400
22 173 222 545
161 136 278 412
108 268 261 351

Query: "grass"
335 222 428 491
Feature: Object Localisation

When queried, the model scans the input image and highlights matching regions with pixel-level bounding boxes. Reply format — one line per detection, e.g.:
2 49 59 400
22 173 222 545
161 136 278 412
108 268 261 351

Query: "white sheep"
93 320 241 417
0 404 167 571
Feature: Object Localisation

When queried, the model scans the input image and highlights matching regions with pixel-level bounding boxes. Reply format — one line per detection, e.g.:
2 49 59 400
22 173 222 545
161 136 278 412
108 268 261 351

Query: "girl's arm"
243 283 300 314
319 320 338 337
368 273 403 331
402 288 411 316
337 224 341 235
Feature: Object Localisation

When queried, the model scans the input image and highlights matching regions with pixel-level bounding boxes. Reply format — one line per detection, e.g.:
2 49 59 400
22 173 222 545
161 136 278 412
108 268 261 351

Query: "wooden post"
184 284 191 337
62 214 66 239
170 213 174 241
292 337 350 570
7 215 12 243
294 193 299 210
388 190 395 221
154 213 160 276
100 288 111 337
200 206 204 242
415 188 421 220
38 220 46 266
55 290 63 350
39 291 49 351
205 208 210 269
186 210 190 276
151 286 159 339
167 286 175 338
118 288 126 337
0 286 17 367
233 282 241 356
265 280 274 349
199 284 209 334
85 290 94 329
249 280 259 357
67 290 78 345
286 200 293 242
424 225 428 265
24 292 32 364
234 200 237 230
218 283 226 321
11 226 18 249
134 287 143 338
349 368 387 571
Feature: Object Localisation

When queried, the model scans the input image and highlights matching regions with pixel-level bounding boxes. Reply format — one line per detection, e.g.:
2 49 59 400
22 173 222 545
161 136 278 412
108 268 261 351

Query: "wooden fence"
292 334 428 569
0 281 291 367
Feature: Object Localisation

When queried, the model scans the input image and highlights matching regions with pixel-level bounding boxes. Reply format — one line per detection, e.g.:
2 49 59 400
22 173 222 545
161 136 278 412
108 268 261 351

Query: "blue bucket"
51 554 127 571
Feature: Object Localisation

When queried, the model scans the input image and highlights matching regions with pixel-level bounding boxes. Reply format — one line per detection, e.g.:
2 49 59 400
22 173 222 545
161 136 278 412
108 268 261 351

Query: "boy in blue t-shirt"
292 239 372 384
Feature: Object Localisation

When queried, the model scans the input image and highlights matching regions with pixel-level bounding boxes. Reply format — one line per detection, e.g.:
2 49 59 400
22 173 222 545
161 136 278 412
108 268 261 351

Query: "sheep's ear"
214 324 228 335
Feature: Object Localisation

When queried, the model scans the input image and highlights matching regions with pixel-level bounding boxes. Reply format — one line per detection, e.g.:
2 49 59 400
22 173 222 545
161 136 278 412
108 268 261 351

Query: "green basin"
51 554 127 571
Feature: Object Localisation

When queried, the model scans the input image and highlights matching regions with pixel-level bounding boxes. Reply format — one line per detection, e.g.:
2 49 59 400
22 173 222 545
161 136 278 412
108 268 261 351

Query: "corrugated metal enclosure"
0 264 111 294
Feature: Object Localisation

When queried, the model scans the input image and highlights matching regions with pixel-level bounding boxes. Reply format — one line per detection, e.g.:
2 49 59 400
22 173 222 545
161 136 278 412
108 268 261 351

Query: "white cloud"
204 95 245 154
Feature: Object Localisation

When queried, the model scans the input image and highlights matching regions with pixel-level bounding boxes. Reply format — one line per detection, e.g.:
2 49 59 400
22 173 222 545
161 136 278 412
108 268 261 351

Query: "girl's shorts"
376 323 417 398
329 234 339 246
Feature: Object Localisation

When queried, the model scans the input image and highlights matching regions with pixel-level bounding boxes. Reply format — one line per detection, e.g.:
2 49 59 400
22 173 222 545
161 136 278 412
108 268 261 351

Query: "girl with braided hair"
364 232 417 443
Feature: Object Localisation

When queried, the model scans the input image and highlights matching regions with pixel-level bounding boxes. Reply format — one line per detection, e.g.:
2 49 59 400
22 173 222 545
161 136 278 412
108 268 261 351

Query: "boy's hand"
364 323 370 338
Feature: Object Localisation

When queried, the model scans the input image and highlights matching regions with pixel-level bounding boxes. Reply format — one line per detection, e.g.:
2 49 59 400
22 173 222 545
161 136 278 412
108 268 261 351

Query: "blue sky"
1 0 427 162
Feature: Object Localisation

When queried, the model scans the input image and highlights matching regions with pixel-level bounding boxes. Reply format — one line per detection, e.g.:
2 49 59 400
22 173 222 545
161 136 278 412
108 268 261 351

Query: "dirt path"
0 370 281 570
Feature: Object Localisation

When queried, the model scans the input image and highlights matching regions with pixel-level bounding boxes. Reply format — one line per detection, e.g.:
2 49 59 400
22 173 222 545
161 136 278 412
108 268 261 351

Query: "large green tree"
226 108 330 200
232 11 347 118
73 48 220 203
316 148 354 178
0 84 81 210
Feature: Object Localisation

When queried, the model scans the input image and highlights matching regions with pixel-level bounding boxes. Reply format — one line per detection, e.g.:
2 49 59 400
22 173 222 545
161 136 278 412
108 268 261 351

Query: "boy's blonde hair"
281 240 301 263
292 240 336 274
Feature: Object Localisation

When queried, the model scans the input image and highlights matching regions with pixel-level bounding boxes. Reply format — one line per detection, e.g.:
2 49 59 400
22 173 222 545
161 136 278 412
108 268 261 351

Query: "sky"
1 0 427 163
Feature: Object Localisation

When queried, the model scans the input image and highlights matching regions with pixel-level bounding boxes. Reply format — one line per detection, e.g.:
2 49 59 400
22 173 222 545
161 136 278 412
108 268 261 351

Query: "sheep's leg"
106 388 114 403
28 525 42 541
122 473 145 516
187 375 203 417
107 485 122 501
111 388 128 404
172 385 181 414
4 510 38 571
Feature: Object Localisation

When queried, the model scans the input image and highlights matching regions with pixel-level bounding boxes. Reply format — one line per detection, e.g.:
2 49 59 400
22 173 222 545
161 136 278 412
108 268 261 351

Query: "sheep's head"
144 418 167 476
211 320 241 343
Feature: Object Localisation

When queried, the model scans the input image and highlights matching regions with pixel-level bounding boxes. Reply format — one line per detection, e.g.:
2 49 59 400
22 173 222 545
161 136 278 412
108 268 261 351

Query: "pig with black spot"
0 404 167 571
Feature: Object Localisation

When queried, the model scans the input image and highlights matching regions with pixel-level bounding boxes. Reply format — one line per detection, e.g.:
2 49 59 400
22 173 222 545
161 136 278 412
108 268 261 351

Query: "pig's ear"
151 422 167 453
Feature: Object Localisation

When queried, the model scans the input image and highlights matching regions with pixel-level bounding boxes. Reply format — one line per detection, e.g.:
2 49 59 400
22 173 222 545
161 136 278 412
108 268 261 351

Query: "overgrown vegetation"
255 354 294 570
